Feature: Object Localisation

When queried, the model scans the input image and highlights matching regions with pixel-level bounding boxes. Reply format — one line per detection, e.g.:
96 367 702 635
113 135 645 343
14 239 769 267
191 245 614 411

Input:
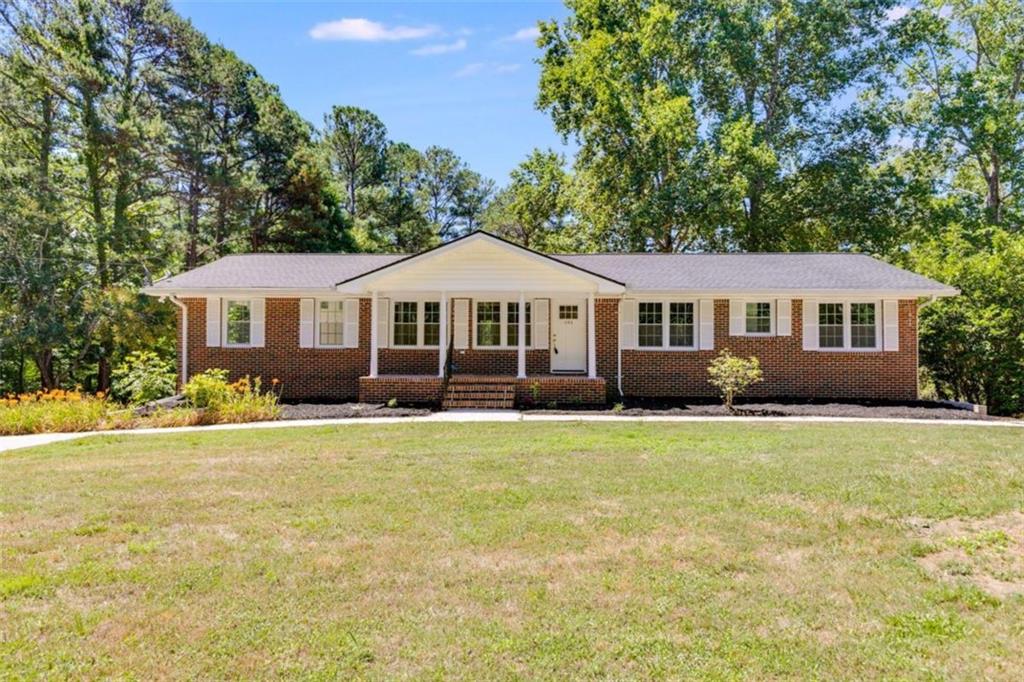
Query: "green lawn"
2 423 1022 680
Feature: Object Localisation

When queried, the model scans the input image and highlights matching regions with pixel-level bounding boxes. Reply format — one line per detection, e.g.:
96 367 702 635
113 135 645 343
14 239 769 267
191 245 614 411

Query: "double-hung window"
391 301 441 347
393 302 419 346
423 302 441 346
638 302 663 348
318 301 345 347
669 302 695 347
850 303 877 349
476 302 502 347
817 302 878 350
638 301 696 349
224 300 252 346
506 302 531 347
745 302 773 335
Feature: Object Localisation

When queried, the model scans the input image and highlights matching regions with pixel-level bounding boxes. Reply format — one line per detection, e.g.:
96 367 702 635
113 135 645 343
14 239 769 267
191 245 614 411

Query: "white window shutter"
776 299 792 336
729 299 745 336
619 299 636 350
344 299 360 348
205 297 221 347
699 299 715 350
883 300 899 351
250 298 265 348
533 299 550 350
299 299 314 348
376 297 390 349
802 299 818 351
453 299 469 349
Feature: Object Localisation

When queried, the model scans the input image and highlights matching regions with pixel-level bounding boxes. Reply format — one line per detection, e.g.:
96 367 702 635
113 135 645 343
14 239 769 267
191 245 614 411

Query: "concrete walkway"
0 411 1020 454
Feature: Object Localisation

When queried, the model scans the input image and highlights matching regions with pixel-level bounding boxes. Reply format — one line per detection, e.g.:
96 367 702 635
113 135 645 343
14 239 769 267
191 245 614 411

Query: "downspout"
167 296 188 388
617 298 623 398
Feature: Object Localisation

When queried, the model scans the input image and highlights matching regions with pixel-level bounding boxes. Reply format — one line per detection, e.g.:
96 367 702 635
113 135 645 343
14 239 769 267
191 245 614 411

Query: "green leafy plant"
707 350 763 413
386 398 398 408
182 369 233 409
181 370 280 423
0 389 118 435
612 402 625 414
111 351 177 405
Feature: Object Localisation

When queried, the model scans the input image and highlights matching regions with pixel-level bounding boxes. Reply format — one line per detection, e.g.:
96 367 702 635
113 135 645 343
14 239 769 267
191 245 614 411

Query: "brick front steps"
358 374 608 409
443 376 516 409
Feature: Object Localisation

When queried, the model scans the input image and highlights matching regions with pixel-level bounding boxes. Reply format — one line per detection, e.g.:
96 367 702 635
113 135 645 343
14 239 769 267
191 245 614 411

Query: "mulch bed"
280 403 431 420
531 401 999 420
279 401 1006 421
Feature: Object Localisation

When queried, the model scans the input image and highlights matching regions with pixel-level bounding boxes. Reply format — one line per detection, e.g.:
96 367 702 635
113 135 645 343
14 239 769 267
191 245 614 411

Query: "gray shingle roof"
556 253 956 293
146 251 956 295
148 254 405 291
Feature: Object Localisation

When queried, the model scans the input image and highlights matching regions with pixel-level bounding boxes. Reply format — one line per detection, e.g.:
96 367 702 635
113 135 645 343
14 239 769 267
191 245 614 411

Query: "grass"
1 422 1022 679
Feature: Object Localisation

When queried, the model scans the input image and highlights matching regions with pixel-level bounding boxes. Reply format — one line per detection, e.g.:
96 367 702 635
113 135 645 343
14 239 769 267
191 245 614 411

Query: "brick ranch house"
143 231 958 407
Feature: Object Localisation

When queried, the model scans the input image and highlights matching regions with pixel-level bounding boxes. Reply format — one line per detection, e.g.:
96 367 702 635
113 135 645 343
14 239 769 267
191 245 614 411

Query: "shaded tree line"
479 0 1022 415
0 0 492 394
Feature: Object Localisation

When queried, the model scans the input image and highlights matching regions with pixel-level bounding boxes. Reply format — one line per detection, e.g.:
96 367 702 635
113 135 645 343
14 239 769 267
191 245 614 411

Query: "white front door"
550 298 587 372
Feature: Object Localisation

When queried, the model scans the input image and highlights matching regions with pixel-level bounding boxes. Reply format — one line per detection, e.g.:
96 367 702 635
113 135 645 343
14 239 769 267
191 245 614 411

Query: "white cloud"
454 62 486 78
454 62 520 78
885 6 909 22
501 26 541 43
410 38 467 56
309 18 439 42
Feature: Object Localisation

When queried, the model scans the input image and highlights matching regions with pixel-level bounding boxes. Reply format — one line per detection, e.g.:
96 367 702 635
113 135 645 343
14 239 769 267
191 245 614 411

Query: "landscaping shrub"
0 373 281 435
111 351 177 405
0 390 123 435
182 370 281 423
182 369 234 408
707 350 763 412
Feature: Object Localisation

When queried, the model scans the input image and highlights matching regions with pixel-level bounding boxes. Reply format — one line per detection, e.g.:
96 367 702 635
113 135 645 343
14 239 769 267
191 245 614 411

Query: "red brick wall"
180 297 370 401
514 377 606 406
177 295 919 403
593 298 919 401
358 376 444 404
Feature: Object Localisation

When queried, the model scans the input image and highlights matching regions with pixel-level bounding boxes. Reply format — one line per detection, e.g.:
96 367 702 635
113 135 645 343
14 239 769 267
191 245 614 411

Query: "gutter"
165 296 188 386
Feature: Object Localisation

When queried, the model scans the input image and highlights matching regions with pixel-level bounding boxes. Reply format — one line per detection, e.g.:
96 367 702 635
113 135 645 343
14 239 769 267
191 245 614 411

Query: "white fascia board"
140 287 346 298
621 287 959 299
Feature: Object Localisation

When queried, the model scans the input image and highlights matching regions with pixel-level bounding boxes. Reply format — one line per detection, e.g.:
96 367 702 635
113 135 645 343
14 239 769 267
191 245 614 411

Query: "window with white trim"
506 302 531 347
423 302 440 347
391 301 440 348
224 300 252 346
850 303 877 348
745 302 772 335
818 301 879 350
476 301 502 347
393 302 418 346
669 302 695 347
638 301 697 349
638 302 663 347
819 303 844 348
318 300 344 347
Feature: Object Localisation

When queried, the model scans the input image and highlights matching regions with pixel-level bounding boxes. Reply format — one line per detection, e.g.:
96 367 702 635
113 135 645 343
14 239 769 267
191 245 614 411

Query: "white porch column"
517 291 526 378
369 290 379 378
438 292 448 377
587 293 596 379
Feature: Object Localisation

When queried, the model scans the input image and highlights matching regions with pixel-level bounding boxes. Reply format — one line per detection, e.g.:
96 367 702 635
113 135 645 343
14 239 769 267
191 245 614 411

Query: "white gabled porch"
336 232 622 406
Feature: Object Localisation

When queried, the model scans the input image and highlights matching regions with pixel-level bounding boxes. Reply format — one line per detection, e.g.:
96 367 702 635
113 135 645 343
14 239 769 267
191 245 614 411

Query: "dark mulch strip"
531 402 999 421
280 403 431 420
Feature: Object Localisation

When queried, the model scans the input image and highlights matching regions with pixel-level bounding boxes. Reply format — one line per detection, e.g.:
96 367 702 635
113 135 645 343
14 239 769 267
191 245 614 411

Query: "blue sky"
171 1 574 184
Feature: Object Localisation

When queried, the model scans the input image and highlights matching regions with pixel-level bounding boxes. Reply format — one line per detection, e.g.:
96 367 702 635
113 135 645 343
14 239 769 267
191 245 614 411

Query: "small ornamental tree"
707 350 763 412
